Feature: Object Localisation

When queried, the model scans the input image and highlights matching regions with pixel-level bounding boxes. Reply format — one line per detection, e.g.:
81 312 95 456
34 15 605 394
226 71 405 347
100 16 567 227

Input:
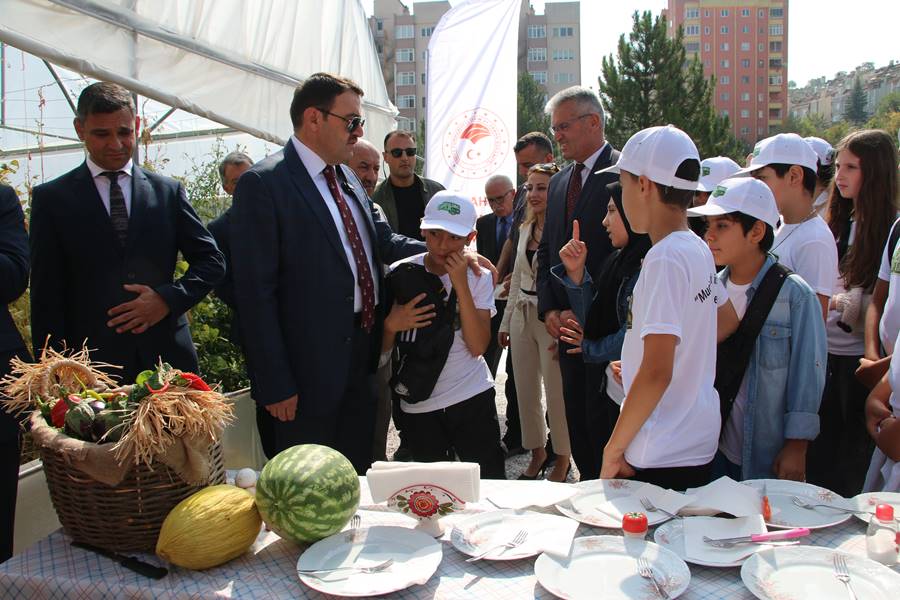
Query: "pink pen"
705 527 811 546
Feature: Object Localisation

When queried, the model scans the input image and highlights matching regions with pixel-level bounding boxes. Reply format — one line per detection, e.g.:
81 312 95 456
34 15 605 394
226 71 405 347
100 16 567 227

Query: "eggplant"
92 409 126 443
64 402 96 441
88 400 106 414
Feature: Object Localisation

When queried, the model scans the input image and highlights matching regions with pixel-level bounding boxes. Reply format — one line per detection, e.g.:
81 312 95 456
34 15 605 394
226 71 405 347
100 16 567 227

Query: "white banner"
425 0 520 215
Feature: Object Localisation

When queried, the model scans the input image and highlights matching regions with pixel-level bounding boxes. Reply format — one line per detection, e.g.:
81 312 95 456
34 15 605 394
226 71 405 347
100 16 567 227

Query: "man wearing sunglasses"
371 130 444 242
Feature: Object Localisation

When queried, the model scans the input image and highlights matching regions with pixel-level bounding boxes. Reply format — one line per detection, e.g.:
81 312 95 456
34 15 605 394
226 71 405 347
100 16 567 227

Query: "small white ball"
235 468 258 489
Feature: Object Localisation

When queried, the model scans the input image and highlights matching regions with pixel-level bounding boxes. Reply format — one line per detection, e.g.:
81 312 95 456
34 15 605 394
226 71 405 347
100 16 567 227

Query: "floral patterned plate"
534 535 691 599
653 518 768 567
741 546 900 600
450 509 575 561
554 479 673 528
851 491 900 524
742 479 851 529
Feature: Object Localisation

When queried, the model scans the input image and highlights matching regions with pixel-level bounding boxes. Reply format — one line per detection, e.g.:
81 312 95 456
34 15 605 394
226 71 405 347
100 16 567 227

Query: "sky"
362 0 899 89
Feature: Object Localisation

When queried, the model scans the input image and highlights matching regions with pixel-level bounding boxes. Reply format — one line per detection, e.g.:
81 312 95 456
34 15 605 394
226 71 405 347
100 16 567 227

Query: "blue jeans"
712 450 743 481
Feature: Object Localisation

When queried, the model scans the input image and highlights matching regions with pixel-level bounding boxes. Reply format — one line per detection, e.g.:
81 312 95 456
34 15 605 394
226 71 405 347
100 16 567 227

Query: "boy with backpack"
688 178 827 480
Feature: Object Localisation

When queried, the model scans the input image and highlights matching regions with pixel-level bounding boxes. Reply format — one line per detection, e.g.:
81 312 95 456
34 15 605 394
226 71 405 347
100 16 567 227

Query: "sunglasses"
389 147 417 158
317 108 365 133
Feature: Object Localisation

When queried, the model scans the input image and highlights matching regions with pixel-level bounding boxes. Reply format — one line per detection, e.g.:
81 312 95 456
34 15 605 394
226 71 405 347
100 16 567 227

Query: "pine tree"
598 11 746 160
844 76 869 124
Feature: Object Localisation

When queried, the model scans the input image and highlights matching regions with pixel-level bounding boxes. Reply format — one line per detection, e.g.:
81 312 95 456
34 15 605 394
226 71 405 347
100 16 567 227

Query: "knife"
72 541 169 579
705 527 811 545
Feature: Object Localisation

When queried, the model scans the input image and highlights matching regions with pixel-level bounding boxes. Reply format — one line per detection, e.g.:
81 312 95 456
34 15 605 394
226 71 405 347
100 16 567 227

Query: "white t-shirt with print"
389 253 496 414
878 218 900 354
620 231 725 469
720 279 752 465
771 216 838 298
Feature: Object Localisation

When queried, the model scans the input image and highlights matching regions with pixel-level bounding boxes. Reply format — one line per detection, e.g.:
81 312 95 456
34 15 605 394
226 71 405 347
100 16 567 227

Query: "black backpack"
715 263 792 423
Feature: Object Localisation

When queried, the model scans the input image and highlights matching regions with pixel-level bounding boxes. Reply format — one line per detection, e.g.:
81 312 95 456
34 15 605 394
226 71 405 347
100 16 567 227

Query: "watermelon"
255 444 360 544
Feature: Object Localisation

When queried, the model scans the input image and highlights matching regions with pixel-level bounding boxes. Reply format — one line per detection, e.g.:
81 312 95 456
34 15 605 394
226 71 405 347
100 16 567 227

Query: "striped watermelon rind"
255 444 360 544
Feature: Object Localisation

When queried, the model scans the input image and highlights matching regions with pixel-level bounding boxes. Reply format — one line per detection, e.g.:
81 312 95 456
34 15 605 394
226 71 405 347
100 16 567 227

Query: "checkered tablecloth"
0 478 893 599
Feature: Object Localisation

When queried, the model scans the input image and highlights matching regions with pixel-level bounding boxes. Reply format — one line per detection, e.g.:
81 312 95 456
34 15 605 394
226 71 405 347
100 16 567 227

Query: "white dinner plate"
450 509 574 561
742 479 851 529
296 525 442 597
851 491 900 524
741 546 900 600
653 518 770 567
535 535 691 600
554 479 674 528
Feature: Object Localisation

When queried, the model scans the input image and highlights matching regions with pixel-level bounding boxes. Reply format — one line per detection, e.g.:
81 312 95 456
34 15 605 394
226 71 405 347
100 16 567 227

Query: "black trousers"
1 348 26 563
484 300 506 377
403 387 506 479
559 343 597 479
585 362 619 471
501 348 522 450
807 353 874 497
632 461 713 492
268 327 377 475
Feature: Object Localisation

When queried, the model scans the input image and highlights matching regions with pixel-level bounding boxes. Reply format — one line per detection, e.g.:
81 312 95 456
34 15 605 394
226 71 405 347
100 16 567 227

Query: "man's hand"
772 439 807 481
856 356 891 390
266 394 298 422
559 318 583 353
600 448 636 479
446 250 469 289
107 284 170 334
544 309 561 339
558 220 587 285
467 252 499 284
610 360 623 385
385 293 436 334
499 332 510 348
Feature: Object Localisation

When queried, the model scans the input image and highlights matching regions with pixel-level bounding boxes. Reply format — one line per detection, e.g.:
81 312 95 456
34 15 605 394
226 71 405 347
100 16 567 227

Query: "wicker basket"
39 442 226 552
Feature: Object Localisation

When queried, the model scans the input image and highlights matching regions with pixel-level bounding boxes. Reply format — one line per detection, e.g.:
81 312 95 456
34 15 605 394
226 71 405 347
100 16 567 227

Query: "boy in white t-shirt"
734 133 838 320
382 191 506 478
578 125 730 490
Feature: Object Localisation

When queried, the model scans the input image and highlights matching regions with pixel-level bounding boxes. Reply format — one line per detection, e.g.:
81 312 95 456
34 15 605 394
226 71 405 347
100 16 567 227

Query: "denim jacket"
550 263 638 364
719 256 827 480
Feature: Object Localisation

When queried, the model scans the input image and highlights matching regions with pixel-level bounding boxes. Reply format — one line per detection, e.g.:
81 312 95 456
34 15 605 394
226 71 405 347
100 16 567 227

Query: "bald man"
346 138 381 197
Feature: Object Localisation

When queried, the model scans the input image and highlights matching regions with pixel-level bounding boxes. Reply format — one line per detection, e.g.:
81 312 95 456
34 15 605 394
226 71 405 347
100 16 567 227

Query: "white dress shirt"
580 141 609 186
291 136 379 311
86 156 134 216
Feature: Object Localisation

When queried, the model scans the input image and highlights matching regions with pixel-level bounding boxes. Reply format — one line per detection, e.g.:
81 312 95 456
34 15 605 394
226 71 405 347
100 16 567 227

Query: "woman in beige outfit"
499 164 571 481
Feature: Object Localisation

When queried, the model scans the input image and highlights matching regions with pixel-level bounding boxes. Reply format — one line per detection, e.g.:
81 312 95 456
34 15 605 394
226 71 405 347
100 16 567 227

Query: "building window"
397 117 415 132
769 75 783 85
741 126 750 135
422 96 426 107
553 49 576 61
741 8 751 17
742 25 750 34
758 110 765 118
685 7 699 19
531 71 547 85
741 92 750 101
721 9 729 17
769 24 783 36
770 7 784 18
421 73 426 84
397 48 414 62
376 19 383 31
722 109 729 117
721 25 729 34
721 59 730 68
759 59 765 68
741 59 750 68
758 43 765 52
758 93 765 102
759 9 765 17
721 92 730 101
527 47 547 62
395 24 414 39
553 72 576 84
704 10 710 17
685 42 700 53
422 51 427 61
397 71 415 86
420 26 433 37
397 95 415 108
553 27 575 37
527 25 546 38
740 42 750 51
770 41 783 52
704 26 711 35
769 58 783 69
741 76 750 84
720 75 730 84
704 43 710 52
769 108 782 119
685 24 700 36
741 109 750 118
721 42 729 51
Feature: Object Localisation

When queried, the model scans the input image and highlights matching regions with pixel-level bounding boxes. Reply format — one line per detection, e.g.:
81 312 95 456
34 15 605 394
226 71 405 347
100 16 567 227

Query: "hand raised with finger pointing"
559 219 588 285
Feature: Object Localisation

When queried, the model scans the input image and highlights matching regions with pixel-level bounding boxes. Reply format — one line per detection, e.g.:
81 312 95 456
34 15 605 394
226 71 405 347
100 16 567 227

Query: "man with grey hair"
346 138 381 197
536 85 620 481
218 150 254 195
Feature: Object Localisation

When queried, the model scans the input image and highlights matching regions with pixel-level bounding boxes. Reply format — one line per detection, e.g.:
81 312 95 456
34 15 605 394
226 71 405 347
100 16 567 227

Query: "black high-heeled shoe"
517 455 553 480
546 459 571 483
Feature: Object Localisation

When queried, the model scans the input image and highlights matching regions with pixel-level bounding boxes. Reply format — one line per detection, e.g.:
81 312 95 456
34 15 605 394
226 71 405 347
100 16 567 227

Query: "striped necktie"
102 171 129 246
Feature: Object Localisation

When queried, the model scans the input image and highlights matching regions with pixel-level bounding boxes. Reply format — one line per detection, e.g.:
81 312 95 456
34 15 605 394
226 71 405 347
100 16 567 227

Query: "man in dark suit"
0 183 28 563
29 82 225 384
229 73 430 473
536 86 620 481
476 174 514 376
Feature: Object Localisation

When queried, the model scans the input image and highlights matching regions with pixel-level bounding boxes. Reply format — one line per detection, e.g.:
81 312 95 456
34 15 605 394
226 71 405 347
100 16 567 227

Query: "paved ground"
385 349 579 482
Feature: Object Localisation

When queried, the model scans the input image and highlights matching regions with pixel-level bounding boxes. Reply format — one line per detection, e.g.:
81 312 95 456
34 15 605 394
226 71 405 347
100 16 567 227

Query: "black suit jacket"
229 141 425 410
476 213 504 266
29 163 225 383
0 185 28 357
536 144 620 318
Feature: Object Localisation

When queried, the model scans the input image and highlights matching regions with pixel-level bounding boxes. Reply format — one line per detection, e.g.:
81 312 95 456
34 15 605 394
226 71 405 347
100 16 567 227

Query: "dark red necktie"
565 163 584 221
323 165 376 331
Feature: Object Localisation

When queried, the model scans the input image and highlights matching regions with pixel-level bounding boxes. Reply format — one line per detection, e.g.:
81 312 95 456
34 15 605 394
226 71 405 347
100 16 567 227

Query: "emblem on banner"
442 108 510 179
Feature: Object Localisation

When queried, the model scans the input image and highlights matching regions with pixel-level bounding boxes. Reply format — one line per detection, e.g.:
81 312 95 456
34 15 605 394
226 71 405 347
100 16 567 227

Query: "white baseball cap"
597 124 700 191
804 136 834 167
687 177 780 228
697 156 742 192
734 133 819 176
420 190 477 236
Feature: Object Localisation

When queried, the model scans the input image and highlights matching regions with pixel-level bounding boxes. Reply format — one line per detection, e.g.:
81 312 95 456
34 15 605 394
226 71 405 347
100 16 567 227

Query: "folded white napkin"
455 511 578 560
593 482 694 521
683 515 768 563
486 480 577 509
366 461 480 503
682 476 762 517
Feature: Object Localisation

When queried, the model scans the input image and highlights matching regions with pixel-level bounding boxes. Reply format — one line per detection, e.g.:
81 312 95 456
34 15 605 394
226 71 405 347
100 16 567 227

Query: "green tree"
843 77 869 124
517 72 551 138
598 11 746 161
866 91 900 141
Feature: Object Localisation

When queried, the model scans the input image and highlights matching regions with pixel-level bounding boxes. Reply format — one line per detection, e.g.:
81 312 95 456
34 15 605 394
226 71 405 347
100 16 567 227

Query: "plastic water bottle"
866 504 899 565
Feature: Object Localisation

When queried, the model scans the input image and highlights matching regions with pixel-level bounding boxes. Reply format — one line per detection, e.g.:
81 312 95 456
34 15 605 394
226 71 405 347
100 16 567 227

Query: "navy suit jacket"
229 141 425 410
29 163 225 383
0 184 28 357
476 212 504 266
536 144 620 318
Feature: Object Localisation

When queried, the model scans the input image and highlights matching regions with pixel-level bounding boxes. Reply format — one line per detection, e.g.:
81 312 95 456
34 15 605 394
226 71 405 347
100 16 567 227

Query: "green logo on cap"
701 166 711 176
438 201 461 215
712 185 728 198
752 144 762 157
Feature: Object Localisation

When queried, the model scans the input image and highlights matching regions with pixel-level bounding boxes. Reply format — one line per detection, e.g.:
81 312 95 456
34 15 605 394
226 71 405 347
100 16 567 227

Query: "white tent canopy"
0 0 397 148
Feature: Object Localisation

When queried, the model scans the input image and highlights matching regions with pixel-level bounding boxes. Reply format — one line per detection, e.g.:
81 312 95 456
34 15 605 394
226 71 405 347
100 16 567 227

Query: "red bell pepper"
50 395 80 428
179 372 211 392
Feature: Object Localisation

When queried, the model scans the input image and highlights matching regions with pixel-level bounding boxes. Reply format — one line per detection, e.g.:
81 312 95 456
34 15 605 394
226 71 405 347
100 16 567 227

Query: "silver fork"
298 558 394 577
465 529 528 562
832 553 858 600
637 557 670 599
640 497 679 520
791 496 861 514
350 514 362 529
